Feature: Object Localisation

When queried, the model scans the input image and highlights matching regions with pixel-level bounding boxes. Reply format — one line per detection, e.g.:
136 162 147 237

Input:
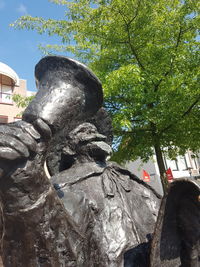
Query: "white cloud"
0 0 5 9
16 3 28 15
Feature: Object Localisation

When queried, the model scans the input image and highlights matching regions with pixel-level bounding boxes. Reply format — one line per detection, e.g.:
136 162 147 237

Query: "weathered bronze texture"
0 56 198 267
150 178 200 267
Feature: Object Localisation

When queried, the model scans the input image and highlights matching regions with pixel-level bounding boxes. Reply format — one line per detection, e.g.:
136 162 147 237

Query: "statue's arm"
0 121 83 266
0 120 47 210
0 121 38 162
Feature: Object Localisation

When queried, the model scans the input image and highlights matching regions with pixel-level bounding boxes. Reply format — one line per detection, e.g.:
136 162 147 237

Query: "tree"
12 94 35 109
12 0 200 192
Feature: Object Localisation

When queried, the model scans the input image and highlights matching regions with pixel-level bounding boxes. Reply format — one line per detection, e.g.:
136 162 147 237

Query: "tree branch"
181 96 200 117
160 95 200 134
127 0 141 27
154 25 183 92
113 1 145 70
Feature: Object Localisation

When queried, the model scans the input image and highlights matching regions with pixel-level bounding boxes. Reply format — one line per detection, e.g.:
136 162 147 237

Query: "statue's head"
23 56 103 135
46 107 113 176
67 122 112 163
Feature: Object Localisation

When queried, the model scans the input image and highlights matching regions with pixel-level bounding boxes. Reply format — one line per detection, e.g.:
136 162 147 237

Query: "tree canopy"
12 0 200 190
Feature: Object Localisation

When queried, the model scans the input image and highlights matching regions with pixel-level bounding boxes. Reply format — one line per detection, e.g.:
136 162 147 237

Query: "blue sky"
0 0 67 92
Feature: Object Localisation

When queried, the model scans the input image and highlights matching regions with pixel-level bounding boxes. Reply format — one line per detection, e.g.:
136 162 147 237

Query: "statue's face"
68 123 112 161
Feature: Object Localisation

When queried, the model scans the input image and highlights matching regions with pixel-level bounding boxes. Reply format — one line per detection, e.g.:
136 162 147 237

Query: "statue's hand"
0 121 41 161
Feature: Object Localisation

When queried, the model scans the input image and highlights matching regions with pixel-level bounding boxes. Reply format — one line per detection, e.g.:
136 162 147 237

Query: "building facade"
0 62 30 123
126 150 200 195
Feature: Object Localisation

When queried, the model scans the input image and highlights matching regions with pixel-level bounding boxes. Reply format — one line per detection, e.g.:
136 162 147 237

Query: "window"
191 154 198 169
1 85 12 103
0 116 8 124
185 153 192 169
163 156 168 169
178 156 188 171
170 160 179 171
0 74 13 104
163 155 179 171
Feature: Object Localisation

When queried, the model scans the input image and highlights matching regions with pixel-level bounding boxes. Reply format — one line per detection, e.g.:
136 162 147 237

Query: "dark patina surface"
0 56 198 267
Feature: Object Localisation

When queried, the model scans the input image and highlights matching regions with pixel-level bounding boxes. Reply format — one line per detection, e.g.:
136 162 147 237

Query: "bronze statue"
50 120 161 266
0 56 199 267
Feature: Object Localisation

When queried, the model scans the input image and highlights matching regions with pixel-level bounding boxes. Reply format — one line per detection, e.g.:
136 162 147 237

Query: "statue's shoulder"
51 161 105 186
106 161 162 199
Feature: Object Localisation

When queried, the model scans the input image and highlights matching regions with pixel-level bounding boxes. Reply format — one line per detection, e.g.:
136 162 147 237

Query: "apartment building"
0 62 30 123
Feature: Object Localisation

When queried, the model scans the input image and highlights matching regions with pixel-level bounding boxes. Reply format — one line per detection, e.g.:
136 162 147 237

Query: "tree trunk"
150 122 168 194
154 142 169 194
